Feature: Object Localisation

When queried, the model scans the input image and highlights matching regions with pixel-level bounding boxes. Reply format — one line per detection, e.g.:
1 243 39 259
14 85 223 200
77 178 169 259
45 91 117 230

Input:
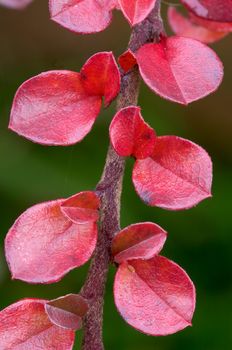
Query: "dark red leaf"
114 256 196 335
181 0 232 23
5 191 99 283
118 49 137 73
49 0 117 34
45 294 88 330
61 191 100 224
80 51 120 106
9 70 102 145
112 222 167 263
0 299 75 349
136 36 223 104
0 0 33 9
109 106 156 159
118 0 157 25
132 136 212 210
168 7 228 44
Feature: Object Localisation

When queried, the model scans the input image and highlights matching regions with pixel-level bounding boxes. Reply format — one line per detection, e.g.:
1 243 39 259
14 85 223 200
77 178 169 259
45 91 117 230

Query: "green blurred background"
0 1 232 349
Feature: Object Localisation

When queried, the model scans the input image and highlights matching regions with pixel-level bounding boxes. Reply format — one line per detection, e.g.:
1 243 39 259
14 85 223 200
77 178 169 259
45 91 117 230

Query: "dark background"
0 1 232 349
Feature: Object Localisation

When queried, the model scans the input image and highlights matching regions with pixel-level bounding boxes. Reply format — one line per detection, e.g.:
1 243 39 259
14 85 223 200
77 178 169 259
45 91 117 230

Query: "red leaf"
181 0 232 23
168 7 228 44
0 0 33 9
0 299 75 349
114 256 196 336
132 136 212 210
118 49 137 73
136 36 223 104
80 52 120 106
9 70 102 145
118 0 157 25
5 191 99 283
45 294 88 331
112 222 167 263
61 191 100 224
109 106 156 159
190 13 232 32
49 0 117 34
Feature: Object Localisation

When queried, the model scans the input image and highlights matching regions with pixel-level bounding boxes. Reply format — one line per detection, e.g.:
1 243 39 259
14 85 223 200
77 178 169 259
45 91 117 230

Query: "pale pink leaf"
49 0 117 34
45 294 88 330
0 299 75 349
181 0 232 23
0 0 33 9
61 191 100 224
168 7 228 44
136 36 223 104
190 12 232 32
5 192 99 283
9 71 102 145
132 136 212 210
114 256 196 335
112 222 167 263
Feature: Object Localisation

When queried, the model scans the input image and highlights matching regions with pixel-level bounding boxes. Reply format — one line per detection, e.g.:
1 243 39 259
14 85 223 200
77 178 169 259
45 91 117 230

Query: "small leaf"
0 299 75 349
112 222 167 263
9 70 102 145
114 256 196 336
49 0 117 34
136 36 223 104
45 294 88 330
181 0 232 23
132 136 212 210
168 7 228 44
61 191 100 224
118 0 157 25
0 0 33 9
80 51 121 106
118 49 137 73
109 106 156 159
5 191 99 283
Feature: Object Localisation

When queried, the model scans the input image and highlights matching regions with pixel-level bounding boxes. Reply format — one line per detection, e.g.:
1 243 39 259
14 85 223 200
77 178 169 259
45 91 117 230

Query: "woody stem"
80 2 163 349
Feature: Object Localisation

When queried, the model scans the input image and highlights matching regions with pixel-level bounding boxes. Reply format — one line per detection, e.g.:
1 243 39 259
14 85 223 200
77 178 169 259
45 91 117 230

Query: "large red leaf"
114 256 196 336
118 0 157 25
0 0 33 9
181 0 232 23
132 136 212 210
9 70 102 145
80 52 120 106
168 7 228 44
0 299 75 349
49 0 117 34
45 294 88 331
136 36 223 104
5 191 99 283
112 222 167 263
109 106 156 159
